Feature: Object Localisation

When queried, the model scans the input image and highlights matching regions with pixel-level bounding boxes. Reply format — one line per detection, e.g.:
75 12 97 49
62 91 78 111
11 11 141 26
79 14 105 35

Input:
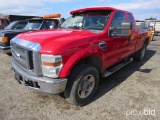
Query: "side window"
41 22 48 30
52 20 58 28
46 20 58 29
127 13 134 29
111 12 126 27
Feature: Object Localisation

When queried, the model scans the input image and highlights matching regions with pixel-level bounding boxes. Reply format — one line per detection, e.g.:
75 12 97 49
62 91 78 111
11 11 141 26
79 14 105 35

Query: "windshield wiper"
81 27 90 30
66 26 81 29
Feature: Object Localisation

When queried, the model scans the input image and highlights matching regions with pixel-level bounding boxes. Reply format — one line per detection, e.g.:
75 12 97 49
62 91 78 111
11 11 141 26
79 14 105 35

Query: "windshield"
5 21 16 29
61 11 111 30
24 20 42 30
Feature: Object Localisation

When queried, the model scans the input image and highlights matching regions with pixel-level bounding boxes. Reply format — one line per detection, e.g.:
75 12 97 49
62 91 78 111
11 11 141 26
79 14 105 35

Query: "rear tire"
64 64 99 106
134 42 147 61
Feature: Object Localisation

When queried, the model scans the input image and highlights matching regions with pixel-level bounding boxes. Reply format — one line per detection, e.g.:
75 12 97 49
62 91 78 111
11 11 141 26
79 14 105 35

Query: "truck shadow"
152 36 159 41
88 49 156 105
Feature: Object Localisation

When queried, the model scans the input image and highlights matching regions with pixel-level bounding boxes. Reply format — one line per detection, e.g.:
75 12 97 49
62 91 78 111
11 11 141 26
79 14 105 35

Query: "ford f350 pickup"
11 7 150 106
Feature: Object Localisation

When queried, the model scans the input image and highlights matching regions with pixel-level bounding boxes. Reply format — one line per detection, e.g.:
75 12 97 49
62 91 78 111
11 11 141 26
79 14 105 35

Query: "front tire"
134 42 147 61
64 64 99 106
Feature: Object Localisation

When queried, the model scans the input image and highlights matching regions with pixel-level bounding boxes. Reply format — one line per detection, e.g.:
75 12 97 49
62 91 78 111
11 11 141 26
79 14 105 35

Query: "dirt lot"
0 37 160 120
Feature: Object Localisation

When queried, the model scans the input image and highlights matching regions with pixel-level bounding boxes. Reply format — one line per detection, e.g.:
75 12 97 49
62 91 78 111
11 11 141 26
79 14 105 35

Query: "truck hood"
16 29 101 53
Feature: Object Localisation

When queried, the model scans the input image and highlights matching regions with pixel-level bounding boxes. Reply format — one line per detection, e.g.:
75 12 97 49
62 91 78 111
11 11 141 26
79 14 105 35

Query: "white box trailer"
150 21 160 36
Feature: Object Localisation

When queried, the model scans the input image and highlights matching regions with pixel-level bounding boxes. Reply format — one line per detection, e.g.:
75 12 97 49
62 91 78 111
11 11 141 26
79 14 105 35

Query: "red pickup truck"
11 7 149 106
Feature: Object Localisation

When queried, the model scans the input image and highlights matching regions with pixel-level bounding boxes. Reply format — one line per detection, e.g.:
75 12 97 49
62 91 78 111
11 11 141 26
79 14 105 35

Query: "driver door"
104 11 131 67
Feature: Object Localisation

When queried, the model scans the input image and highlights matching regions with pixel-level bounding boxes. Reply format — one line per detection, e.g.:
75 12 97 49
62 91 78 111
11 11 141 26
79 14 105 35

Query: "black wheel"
134 42 147 61
64 64 99 106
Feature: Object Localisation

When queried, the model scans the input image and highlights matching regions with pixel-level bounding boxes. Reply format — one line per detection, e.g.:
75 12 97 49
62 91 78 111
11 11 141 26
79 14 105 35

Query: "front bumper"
12 61 68 94
0 45 11 54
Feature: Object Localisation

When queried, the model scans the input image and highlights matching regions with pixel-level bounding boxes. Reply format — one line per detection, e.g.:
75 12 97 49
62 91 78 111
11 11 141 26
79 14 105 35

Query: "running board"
102 58 133 77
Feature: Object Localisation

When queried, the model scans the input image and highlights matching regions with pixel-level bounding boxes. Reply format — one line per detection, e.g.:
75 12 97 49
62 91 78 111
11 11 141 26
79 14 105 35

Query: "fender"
59 47 104 78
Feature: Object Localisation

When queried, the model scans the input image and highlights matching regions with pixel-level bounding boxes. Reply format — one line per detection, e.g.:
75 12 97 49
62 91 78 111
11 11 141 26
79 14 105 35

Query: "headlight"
41 54 62 78
0 37 8 43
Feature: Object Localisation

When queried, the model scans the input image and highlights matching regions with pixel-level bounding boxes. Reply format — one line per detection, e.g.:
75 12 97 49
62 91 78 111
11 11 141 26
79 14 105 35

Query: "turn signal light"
42 61 62 67
0 37 8 43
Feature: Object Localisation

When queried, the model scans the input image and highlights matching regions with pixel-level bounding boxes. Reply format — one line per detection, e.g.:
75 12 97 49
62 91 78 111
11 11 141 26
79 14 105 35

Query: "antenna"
53 0 55 13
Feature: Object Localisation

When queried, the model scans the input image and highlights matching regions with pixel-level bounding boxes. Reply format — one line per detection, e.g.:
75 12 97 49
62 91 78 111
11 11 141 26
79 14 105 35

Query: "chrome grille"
12 43 32 70
12 44 25 54
11 38 42 76
12 44 28 69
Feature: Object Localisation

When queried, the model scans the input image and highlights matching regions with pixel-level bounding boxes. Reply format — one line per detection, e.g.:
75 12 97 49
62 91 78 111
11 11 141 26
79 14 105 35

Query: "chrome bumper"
12 61 68 94
0 45 11 54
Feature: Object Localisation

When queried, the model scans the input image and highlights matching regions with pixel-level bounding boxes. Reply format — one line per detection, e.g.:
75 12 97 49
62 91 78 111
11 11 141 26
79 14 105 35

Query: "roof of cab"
70 6 119 15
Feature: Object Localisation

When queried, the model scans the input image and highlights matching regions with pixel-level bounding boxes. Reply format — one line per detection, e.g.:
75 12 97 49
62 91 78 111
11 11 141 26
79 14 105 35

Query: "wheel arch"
59 53 103 78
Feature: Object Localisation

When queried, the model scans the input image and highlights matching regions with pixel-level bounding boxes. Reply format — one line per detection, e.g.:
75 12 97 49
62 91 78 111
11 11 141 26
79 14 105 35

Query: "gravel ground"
0 37 160 120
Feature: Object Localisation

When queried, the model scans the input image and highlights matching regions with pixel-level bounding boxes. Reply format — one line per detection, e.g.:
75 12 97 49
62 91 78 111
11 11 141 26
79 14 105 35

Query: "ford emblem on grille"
15 52 21 59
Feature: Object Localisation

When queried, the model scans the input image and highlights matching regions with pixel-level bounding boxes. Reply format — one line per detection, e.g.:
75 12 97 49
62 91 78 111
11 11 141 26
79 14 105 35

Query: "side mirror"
109 22 133 38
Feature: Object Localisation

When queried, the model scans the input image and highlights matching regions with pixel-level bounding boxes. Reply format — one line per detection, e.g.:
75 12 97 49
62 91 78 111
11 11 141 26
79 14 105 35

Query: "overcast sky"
0 0 159 20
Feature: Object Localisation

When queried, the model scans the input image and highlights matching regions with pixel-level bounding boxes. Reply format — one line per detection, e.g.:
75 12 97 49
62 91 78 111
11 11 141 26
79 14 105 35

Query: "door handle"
99 41 107 51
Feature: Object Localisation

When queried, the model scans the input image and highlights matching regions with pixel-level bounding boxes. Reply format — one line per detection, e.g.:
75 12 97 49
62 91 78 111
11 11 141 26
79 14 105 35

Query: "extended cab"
11 7 150 106
0 17 59 54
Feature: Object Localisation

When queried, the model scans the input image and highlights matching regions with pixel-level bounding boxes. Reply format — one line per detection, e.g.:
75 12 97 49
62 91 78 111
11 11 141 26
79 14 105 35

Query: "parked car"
0 15 40 30
11 7 150 106
0 17 59 55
